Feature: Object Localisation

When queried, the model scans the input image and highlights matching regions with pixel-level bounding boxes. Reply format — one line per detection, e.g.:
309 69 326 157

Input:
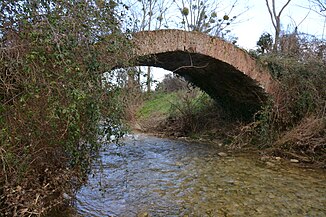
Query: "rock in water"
290 159 299 163
137 212 149 217
218 152 227 157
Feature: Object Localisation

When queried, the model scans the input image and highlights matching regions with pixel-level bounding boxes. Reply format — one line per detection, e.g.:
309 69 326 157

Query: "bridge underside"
137 51 268 118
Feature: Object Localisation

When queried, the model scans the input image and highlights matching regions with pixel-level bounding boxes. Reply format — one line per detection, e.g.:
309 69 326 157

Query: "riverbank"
133 129 322 170
132 87 325 169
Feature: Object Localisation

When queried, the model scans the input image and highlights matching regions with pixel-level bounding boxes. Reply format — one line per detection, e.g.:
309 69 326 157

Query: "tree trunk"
273 22 280 52
265 0 292 53
147 66 151 93
147 0 153 93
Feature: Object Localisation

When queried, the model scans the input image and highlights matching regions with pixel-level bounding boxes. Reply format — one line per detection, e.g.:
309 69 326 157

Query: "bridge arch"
130 29 277 118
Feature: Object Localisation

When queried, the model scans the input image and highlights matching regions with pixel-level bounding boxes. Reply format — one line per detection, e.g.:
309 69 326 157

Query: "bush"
156 74 188 92
158 88 229 136
0 1 130 215
232 53 326 166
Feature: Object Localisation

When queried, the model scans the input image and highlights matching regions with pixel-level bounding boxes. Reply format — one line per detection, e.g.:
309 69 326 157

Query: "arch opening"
136 51 268 118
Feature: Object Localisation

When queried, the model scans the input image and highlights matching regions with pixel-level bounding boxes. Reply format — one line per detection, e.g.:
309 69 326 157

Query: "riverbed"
63 134 326 216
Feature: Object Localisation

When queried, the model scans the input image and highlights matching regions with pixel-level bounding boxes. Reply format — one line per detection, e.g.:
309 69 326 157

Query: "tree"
309 0 326 17
125 0 172 31
156 74 187 92
257 32 273 54
175 0 248 37
265 0 292 52
125 0 173 92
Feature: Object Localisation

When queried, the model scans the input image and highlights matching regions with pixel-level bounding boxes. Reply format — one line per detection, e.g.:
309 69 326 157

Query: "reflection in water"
73 134 325 216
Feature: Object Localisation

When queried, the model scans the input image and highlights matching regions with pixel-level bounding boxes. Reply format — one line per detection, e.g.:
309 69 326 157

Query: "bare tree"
144 0 154 93
309 0 326 39
265 0 292 52
125 0 173 92
175 0 248 38
309 0 326 16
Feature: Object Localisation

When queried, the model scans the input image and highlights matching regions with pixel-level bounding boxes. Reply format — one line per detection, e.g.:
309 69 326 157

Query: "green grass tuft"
137 92 178 119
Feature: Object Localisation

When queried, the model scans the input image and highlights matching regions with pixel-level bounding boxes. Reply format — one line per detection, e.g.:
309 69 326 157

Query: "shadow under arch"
129 30 278 119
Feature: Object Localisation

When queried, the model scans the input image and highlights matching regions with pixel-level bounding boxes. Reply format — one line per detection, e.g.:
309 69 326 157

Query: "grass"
137 92 178 119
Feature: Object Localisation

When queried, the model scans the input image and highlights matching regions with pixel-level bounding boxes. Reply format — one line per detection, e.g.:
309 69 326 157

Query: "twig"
0 148 8 184
3 91 24 105
172 53 209 73
172 62 209 73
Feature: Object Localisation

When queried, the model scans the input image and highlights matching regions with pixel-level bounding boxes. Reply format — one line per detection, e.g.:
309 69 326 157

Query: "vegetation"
137 92 178 119
265 0 292 52
175 0 248 39
134 32 326 167
0 1 130 215
233 52 326 166
162 89 232 138
135 76 235 140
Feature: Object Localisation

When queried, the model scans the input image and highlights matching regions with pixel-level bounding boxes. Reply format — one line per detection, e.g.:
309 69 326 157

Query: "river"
59 134 326 216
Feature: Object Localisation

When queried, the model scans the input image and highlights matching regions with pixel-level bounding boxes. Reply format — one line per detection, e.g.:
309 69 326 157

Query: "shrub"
156 74 188 92
232 53 326 166
0 1 130 215
160 88 228 136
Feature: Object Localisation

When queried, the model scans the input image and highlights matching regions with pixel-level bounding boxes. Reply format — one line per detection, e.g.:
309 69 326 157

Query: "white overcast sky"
233 0 324 49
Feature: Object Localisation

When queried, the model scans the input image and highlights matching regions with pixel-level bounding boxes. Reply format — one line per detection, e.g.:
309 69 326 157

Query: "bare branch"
279 0 292 17
265 0 293 52
272 0 278 19
173 63 209 73
265 0 277 29
173 53 209 73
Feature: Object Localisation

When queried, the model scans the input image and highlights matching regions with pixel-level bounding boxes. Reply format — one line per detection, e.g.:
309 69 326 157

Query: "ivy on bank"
0 1 131 215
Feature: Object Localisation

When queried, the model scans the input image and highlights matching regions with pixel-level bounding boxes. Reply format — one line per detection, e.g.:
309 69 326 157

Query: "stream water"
63 134 325 216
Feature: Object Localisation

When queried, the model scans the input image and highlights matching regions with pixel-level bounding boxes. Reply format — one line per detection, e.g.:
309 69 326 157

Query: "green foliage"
169 90 211 118
166 89 225 135
257 32 273 54
181 7 189 16
0 0 130 215
235 54 326 163
268 55 324 118
176 0 244 37
136 88 227 136
137 92 178 119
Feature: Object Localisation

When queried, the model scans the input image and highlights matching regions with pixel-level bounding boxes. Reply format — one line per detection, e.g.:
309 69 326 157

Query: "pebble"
290 159 299 163
62 192 71 200
266 162 275 167
137 212 149 217
218 152 227 157
260 156 269 161
16 185 22 192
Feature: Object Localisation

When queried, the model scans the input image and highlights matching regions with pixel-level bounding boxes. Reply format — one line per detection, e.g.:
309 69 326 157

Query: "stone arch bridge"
129 29 277 118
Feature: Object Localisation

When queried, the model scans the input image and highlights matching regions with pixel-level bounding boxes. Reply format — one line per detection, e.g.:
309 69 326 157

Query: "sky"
140 0 326 86
233 0 325 49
